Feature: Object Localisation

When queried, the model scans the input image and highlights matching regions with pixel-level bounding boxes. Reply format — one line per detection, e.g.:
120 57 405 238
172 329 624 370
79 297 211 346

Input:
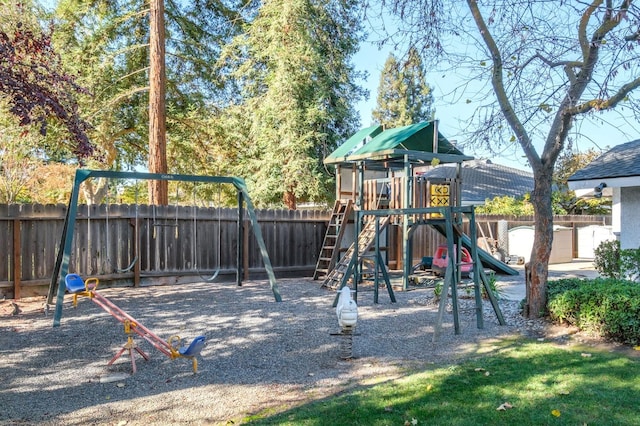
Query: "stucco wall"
620 186 640 249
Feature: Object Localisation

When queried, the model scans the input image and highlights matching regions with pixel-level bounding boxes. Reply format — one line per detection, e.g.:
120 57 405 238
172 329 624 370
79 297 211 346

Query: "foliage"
475 194 534 216
0 2 92 159
548 278 640 345
378 1 640 318
50 0 241 170
219 0 365 209
594 239 621 279
553 149 610 215
620 247 640 282
372 47 434 128
246 340 640 425
593 240 640 282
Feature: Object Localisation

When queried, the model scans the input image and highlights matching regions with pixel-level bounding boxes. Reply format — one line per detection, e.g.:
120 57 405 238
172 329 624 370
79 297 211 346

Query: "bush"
593 239 640 282
620 248 640 282
593 240 621 279
547 278 640 345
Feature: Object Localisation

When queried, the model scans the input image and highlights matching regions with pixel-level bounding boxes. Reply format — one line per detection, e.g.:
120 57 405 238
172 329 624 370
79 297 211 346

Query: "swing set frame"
48 169 281 327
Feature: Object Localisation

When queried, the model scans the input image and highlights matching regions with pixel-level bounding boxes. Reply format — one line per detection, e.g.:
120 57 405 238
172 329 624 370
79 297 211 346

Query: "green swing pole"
51 170 281 327
52 169 89 326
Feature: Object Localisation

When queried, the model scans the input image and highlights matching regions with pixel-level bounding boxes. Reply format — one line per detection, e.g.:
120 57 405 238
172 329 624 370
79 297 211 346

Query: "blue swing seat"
179 335 206 357
65 273 87 293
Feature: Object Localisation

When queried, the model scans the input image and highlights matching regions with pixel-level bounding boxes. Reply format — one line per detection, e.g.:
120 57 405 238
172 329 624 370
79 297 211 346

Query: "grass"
245 338 640 425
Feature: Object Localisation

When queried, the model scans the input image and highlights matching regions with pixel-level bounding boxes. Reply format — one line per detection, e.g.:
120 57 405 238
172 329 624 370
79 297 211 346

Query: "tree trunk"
148 0 168 205
283 189 296 210
525 166 554 318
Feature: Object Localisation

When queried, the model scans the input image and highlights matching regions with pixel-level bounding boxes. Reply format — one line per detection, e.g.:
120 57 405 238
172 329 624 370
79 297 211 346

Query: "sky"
352 21 640 173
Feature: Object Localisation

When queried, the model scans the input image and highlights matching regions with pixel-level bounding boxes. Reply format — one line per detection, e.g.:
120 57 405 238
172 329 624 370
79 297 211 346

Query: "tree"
220 0 365 209
0 2 93 159
383 1 640 318
49 0 241 202
372 47 434 128
148 0 168 205
553 148 610 215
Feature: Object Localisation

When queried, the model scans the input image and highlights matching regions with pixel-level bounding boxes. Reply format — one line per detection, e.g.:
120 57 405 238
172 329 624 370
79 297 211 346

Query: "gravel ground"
0 273 593 425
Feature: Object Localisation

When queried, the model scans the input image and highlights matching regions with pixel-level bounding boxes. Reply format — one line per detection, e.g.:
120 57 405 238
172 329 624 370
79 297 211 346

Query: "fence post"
13 218 21 300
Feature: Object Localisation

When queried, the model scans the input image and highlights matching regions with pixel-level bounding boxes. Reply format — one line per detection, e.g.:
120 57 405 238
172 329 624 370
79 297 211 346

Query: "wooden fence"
0 204 328 299
0 204 610 299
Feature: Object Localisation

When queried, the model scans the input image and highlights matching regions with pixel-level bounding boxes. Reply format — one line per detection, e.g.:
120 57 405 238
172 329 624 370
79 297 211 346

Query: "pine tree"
372 47 434 128
220 0 365 209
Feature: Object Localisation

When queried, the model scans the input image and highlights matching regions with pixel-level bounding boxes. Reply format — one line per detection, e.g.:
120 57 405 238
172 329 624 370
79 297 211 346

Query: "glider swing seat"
64 273 206 374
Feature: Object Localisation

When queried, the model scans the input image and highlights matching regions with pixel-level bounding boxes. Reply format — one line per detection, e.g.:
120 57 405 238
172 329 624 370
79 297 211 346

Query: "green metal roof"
324 121 470 167
324 124 383 162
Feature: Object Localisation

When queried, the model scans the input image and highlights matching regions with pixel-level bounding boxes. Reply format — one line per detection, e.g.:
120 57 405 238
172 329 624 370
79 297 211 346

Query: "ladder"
321 215 390 290
313 200 353 280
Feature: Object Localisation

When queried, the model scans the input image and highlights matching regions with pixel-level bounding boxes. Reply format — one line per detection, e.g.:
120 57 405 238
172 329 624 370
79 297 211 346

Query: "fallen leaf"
558 390 570 395
633 346 640 351
474 368 485 372
411 418 418 425
581 353 592 357
425 384 433 391
496 402 513 411
116 382 125 388
551 409 561 417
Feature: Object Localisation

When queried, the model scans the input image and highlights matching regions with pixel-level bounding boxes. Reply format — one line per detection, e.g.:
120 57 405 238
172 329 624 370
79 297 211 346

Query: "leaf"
496 402 513 411
581 353 592 357
551 409 561 417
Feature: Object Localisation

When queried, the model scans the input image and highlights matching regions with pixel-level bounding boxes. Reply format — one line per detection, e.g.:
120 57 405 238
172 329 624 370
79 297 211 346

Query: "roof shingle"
568 139 640 181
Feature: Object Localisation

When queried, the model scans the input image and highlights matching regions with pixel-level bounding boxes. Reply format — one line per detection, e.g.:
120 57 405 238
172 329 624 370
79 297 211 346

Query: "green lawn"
246 339 640 425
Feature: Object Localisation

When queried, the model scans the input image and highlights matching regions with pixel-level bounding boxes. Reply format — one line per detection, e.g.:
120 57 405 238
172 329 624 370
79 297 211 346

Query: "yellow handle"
85 277 99 291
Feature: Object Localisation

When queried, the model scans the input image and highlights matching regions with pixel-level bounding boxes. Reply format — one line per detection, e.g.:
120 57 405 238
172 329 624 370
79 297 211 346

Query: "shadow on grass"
247 338 640 426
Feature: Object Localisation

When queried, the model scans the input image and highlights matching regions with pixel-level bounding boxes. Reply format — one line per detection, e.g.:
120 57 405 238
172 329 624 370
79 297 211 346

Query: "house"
416 159 534 206
568 139 640 250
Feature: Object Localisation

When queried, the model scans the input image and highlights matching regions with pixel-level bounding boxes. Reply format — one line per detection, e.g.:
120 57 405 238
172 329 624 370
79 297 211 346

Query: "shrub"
593 240 621 279
547 278 640 345
594 240 640 282
620 248 640 282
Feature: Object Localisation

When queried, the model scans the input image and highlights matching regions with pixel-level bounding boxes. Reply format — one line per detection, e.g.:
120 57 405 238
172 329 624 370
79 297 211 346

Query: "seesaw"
65 273 205 374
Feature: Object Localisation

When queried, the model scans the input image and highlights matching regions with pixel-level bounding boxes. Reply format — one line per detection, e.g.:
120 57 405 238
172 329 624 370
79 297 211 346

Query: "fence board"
0 203 610 299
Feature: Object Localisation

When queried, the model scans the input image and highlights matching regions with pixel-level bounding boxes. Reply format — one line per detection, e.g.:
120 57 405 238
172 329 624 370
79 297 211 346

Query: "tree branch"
466 0 539 166
567 75 640 115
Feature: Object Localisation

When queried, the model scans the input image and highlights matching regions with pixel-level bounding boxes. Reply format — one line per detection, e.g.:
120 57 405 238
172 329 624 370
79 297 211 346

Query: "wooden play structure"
317 121 517 335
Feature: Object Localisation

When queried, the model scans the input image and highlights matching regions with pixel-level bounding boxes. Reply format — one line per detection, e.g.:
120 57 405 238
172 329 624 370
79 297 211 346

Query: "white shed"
576 225 615 259
508 225 574 264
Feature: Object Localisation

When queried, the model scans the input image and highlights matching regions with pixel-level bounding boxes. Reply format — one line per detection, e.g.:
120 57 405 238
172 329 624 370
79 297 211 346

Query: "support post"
468 208 484 329
237 190 243 287
444 208 460 335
